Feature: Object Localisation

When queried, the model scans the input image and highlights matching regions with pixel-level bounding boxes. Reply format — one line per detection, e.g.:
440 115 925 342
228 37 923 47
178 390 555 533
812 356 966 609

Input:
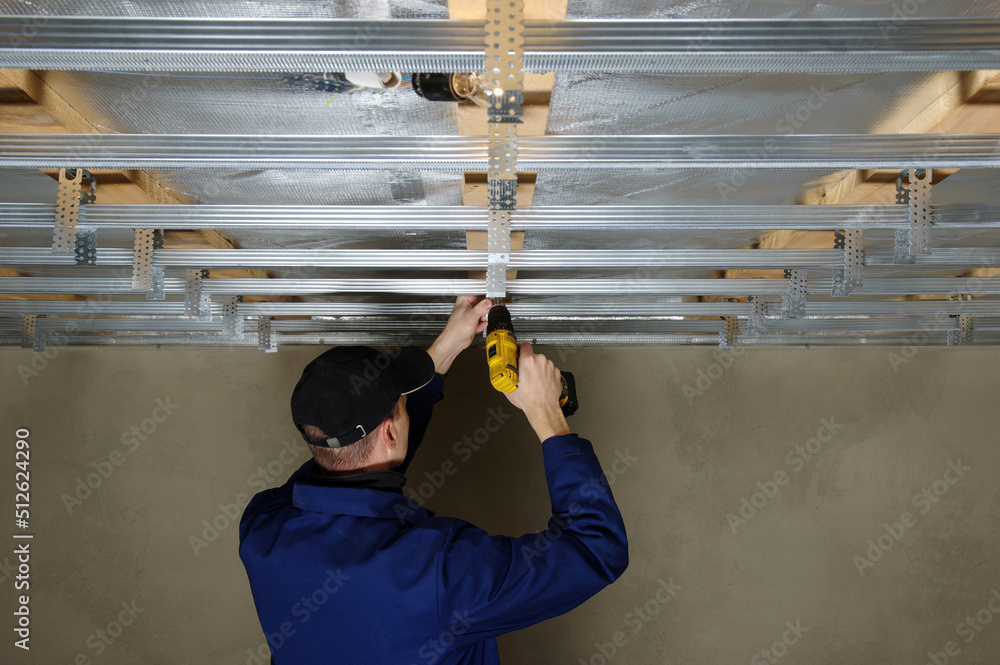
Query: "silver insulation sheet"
2 0 997 297
29 68 464 210
0 169 59 203
1 0 463 237
932 170 1000 205
0 0 467 293
534 69 993 209
538 0 1000 212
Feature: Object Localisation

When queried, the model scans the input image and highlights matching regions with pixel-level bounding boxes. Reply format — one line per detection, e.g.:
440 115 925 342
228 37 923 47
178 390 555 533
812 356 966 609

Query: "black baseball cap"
291 345 435 448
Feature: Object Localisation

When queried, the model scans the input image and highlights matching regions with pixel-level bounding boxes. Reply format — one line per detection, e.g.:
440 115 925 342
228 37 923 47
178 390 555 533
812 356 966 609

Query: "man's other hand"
427 296 493 375
504 343 571 443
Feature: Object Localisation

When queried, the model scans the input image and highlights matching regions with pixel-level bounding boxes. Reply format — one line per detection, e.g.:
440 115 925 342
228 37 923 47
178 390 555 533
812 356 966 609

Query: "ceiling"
0 0 999 348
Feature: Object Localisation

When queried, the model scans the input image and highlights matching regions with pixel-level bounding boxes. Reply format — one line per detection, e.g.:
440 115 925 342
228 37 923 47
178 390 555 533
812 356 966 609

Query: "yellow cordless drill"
486 301 578 416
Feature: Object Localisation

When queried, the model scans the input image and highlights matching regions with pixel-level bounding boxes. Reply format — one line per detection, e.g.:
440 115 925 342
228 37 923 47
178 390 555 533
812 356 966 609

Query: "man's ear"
380 416 398 450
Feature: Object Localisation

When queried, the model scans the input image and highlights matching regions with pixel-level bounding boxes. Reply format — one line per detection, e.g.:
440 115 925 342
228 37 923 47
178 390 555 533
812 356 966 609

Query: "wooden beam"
723 71 1000 286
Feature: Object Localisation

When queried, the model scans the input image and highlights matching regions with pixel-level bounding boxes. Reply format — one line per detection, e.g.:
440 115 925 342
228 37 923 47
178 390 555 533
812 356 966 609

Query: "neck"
314 459 395 477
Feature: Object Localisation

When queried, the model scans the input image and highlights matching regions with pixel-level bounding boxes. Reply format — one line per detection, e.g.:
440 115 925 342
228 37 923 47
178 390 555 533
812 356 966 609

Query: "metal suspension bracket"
53 168 83 252
146 266 165 301
484 0 524 300
844 229 864 294
222 295 244 340
21 314 36 349
832 228 864 293
781 269 807 319
184 268 211 321
720 315 738 349
896 168 933 259
948 314 974 345
257 316 276 352
74 226 97 266
32 328 46 353
132 228 155 290
747 295 767 336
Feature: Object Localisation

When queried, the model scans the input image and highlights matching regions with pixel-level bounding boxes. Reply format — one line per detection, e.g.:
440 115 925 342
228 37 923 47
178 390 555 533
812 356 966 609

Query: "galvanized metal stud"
4 17 1000 74
6 134 1000 171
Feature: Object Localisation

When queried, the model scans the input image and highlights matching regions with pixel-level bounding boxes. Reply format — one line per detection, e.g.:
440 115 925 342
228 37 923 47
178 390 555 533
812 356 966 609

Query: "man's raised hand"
503 343 571 443
426 296 493 375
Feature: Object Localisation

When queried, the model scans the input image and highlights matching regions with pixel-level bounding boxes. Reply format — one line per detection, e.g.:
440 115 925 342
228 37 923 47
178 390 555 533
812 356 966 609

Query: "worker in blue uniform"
239 295 628 664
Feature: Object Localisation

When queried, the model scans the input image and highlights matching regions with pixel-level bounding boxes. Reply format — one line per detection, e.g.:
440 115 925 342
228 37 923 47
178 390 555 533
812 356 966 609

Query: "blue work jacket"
239 373 628 664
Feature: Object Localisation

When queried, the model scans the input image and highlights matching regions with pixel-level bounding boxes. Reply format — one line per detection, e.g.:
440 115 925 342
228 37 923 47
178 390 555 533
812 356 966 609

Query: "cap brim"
394 346 436 395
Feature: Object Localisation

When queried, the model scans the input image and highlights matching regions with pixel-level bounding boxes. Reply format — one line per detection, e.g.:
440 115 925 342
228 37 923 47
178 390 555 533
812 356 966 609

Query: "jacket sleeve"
396 372 446 475
433 433 629 644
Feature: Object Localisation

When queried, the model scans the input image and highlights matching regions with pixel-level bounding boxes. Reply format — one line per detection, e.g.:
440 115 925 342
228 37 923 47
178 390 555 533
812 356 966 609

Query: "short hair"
301 399 404 473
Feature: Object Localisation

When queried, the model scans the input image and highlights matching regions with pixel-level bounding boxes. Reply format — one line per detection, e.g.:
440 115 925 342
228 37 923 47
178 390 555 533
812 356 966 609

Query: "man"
239 295 628 664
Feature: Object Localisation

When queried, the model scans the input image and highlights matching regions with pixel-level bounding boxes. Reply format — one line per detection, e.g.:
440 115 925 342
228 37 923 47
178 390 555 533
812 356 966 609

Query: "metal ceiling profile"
0 2 999 349
2 134 999 170
1 16 999 73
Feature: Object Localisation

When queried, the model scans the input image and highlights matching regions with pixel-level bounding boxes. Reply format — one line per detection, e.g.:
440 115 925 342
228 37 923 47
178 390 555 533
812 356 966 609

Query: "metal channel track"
3 332 998 348
1 300 998 318
2 203 998 231
14 316 995 335
0 248 846 269
1 17 999 73
3 277 1000 296
4 247 1000 269
3 134 998 170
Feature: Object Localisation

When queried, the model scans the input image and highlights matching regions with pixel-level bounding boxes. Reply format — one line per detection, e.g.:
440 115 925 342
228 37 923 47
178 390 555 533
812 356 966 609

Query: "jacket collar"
292 479 433 525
